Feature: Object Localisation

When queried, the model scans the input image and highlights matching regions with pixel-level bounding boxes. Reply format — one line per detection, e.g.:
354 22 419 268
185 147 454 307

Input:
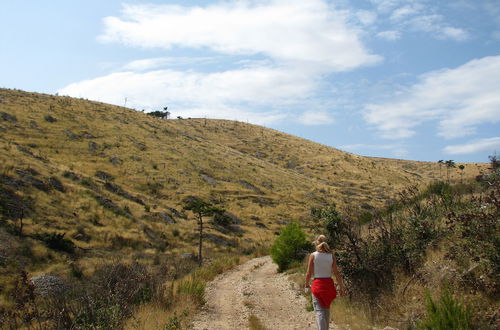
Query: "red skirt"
311 278 336 308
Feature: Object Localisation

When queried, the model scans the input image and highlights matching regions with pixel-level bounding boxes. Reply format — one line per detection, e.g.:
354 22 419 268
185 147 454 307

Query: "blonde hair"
314 235 331 253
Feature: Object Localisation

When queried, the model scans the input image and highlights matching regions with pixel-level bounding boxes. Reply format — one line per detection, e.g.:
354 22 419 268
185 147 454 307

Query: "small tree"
313 204 363 264
147 110 169 119
438 160 444 179
183 199 223 266
489 153 500 171
458 164 465 183
163 107 170 119
445 160 456 183
270 222 310 272
0 187 32 236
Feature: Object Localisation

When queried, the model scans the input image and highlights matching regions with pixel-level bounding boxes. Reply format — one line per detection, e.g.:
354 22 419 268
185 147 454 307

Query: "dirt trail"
190 256 338 330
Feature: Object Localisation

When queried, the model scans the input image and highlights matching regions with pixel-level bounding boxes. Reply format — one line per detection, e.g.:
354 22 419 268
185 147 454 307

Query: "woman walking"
305 235 347 330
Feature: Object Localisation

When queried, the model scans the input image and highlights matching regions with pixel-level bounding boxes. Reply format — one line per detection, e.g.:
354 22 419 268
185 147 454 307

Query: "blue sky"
1 0 500 163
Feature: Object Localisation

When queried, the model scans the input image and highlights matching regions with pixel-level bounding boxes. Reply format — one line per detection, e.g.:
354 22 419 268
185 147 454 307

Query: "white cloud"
364 56 500 139
58 64 317 123
338 142 408 157
99 1 381 71
60 66 314 106
174 105 287 125
483 1 500 24
483 1 500 39
297 111 335 126
355 10 377 25
370 0 469 41
390 5 422 21
122 58 174 71
338 143 400 150
122 56 218 71
409 15 470 41
450 1 476 10
440 27 469 41
370 0 401 14
393 147 409 158
444 137 500 155
60 0 384 126
377 30 402 40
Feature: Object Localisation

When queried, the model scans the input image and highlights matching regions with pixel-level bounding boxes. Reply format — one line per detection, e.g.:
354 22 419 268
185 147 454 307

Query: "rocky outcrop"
31 274 68 298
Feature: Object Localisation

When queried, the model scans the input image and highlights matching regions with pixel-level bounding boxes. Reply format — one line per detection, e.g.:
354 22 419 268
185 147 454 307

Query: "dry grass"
0 88 489 305
122 255 241 329
124 301 195 330
330 298 376 330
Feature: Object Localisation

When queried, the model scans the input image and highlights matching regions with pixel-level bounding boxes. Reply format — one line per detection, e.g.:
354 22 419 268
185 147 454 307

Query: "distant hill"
0 88 488 283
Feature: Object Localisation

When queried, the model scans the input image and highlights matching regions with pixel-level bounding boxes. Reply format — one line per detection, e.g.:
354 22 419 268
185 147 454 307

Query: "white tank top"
313 251 333 278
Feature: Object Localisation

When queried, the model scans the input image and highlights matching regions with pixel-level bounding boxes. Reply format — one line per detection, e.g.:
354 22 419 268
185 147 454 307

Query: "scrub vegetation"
289 165 499 329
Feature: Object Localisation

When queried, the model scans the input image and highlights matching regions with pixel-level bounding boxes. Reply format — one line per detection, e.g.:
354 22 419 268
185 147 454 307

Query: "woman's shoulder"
319 252 334 259
314 251 333 257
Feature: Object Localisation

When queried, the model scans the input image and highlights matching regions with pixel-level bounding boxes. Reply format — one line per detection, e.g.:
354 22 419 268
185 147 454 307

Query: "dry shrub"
125 255 241 329
0 261 166 329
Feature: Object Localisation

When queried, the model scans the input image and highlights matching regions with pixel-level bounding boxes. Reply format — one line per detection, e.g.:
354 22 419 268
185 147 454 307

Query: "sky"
1 0 500 163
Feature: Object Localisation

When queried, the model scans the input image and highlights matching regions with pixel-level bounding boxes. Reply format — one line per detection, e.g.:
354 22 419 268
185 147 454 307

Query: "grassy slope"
0 88 488 285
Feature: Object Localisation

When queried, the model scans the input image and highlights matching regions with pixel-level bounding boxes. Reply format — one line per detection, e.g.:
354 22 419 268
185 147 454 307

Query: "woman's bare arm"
304 254 314 288
332 254 347 296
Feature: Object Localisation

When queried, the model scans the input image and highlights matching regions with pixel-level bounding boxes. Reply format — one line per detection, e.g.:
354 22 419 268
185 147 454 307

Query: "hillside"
0 88 487 289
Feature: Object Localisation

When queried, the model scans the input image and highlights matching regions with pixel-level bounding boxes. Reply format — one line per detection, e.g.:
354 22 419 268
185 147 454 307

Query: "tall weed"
418 287 472 330
176 277 206 306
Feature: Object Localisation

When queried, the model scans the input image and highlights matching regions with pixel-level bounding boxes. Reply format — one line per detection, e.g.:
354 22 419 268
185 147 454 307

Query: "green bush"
424 181 452 197
357 211 374 225
401 215 439 272
213 212 232 227
418 287 472 330
40 232 75 253
311 204 348 250
270 222 310 272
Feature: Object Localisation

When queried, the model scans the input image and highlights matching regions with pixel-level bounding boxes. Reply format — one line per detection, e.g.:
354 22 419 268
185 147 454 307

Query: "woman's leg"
312 294 329 330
